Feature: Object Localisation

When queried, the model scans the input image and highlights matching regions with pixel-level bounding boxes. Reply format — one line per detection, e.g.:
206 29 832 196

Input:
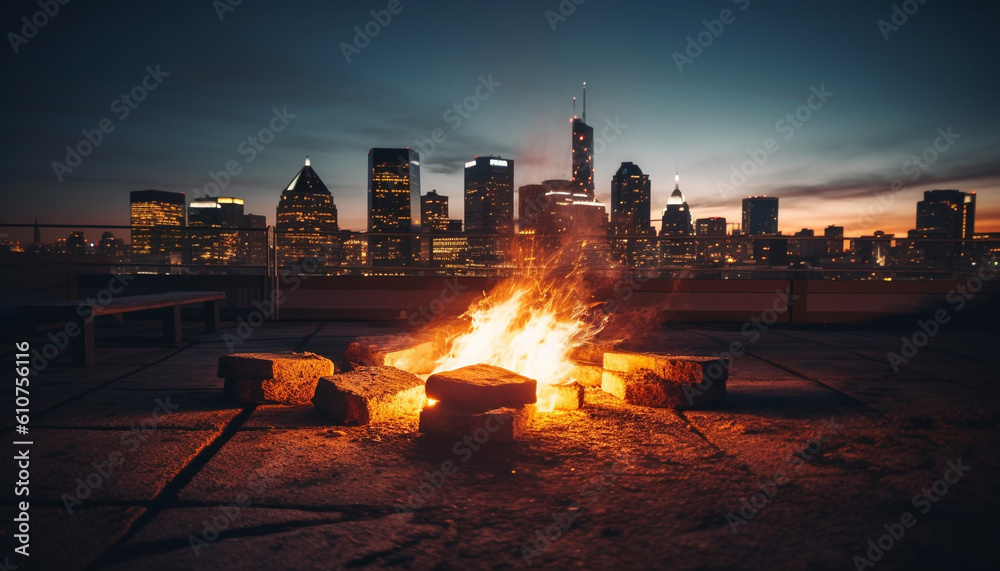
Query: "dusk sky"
2 0 999 244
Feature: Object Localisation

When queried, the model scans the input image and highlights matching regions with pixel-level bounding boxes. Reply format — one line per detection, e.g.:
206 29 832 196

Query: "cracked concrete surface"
1 321 998 570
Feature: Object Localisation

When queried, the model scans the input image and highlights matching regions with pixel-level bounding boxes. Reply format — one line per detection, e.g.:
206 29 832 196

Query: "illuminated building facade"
610 162 651 235
342 234 368 269
465 156 514 234
465 156 514 266
660 175 693 237
660 175 696 264
421 190 450 232
824 225 845 254
130 190 186 265
189 197 245 265
695 217 728 264
742 196 779 236
905 189 976 268
276 157 339 269
610 162 655 267
368 147 420 267
571 83 595 199
912 190 975 240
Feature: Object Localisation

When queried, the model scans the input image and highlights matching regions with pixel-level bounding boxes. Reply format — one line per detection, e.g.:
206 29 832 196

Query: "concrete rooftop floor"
2 319 999 570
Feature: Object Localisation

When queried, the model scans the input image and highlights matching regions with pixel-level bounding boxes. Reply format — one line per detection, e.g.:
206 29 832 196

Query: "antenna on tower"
582 82 587 123
573 96 577 119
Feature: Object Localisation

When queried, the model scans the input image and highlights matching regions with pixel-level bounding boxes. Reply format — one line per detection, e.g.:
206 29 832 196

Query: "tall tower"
464 156 514 235
661 174 693 236
465 155 514 265
33 217 40 250
276 156 339 268
571 83 595 200
368 147 420 267
610 162 651 235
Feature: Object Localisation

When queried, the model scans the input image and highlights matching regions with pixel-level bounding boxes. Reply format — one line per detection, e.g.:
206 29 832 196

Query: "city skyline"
2 0 999 244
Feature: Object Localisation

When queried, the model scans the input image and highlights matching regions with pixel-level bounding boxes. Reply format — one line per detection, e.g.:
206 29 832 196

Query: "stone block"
218 352 333 383
424 364 536 412
418 402 535 442
312 366 425 425
601 369 725 409
604 352 729 386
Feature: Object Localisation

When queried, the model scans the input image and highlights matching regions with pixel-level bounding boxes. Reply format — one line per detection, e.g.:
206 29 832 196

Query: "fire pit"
216 264 729 439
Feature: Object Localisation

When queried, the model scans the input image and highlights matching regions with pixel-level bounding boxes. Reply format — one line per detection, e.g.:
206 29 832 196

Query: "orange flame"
431 256 606 411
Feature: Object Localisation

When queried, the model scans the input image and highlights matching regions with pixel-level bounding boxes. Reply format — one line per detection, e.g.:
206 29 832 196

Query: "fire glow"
431 270 605 411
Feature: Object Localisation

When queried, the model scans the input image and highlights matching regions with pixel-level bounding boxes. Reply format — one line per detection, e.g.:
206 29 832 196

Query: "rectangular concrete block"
418 402 535 442
312 366 425 425
219 352 334 404
343 335 438 374
601 369 724 409
424 364 537 412
218 352 334 383
604 352 729 386
538 382 585 410
569 363 603 388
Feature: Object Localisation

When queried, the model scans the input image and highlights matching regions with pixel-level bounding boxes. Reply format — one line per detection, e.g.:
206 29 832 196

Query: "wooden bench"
18 291 225 366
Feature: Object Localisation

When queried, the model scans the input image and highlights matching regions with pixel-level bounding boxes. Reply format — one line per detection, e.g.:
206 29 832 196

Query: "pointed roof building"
276 156 339 267
283 156 331 195
661 173 692 236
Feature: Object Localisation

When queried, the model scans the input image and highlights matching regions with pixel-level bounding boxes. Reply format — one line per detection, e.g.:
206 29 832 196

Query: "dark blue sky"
2 0 998 244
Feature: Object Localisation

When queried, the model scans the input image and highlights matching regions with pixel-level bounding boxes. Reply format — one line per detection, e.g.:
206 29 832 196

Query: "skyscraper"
610 162 651 235
189 196 245 265
368 147 420 267
742 196 779 236
421 190 450 233
465 155 514 265
610 162 654 267
660 175 695 265
906 189 976 268
464 156 514 234
571 84 595 199
660 175 693 236
276 156 339 268
130 190 186 264
912 189 976 239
